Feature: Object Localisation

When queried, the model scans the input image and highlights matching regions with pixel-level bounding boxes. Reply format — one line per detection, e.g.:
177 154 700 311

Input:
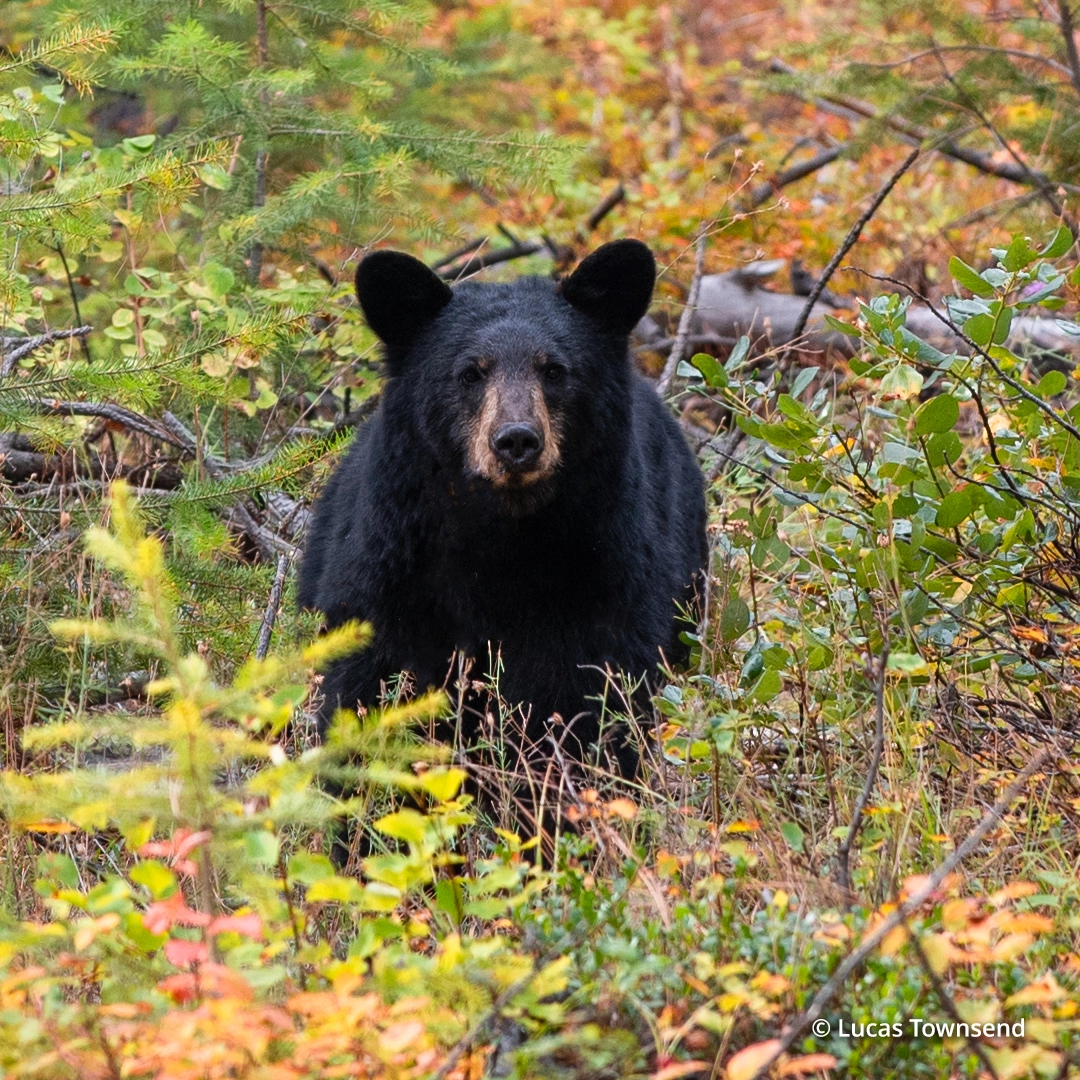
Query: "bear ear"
560 239 655 334
355 250 453 353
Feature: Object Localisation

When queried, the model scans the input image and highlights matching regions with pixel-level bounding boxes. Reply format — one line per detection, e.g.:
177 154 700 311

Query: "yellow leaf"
1005 974 1065 1007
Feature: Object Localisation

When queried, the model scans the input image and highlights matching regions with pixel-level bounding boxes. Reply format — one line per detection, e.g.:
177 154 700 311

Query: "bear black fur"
298 239 708 780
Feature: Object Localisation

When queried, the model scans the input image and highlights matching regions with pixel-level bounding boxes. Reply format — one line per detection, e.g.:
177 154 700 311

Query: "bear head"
355 239 655 514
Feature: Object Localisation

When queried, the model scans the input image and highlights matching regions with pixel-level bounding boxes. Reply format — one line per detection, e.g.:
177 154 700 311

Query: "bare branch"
438 241 545 281
748 145 844 208
29 399 189 449
656 232 707 397
789 145 920 344
1 326 92 376
255 553 292 659
835 644 889 899
1057 0 1080 99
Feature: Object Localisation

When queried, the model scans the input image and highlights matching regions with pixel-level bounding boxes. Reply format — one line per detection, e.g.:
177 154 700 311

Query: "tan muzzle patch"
467 376 561 487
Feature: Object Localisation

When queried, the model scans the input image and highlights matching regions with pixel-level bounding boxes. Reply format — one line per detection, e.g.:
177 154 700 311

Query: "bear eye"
459 364 483 387
543 362 567 385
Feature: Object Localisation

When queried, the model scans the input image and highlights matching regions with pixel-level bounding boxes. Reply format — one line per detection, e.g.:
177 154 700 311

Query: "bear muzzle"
490 422 544 471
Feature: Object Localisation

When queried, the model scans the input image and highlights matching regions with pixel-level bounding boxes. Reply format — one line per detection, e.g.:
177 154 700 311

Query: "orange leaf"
777 1054 838 1075
652 1063 710 1080
379 1019 424 1055
606 797 638 820
727 1039 782 1080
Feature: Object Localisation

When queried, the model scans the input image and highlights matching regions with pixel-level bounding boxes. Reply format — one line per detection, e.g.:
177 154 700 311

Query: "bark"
638 270 1080 359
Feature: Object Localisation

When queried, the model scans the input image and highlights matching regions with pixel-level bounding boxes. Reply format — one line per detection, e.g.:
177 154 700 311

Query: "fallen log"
638 267 1080 360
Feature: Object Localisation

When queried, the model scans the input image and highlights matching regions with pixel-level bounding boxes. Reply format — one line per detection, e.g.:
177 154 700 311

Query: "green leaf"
691 352 727 388
887 652 929 675
948 256 995 298
749 668 782 703
1001 234 1038 272
287 851 333 885
417 767 467 802
202 262 235 297
719 596 751 642
1041 226 1074 259
914 393 959 435
880 364 923 400
199 163 233 191
936 490 972 528
122 134 156 154
823 313 861 337
1038 370 1067 397
964 313 995 347
375 809 430 846
726 335 750 369
790 366 819 398
130 860 178 900
245 830 280 867
307 875 366 903
780 821 805 854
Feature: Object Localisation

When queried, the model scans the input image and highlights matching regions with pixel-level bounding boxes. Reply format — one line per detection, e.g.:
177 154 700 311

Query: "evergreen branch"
0 24 113 81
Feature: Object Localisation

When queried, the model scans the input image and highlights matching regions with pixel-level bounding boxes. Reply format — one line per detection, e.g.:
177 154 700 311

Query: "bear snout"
490 422 544 470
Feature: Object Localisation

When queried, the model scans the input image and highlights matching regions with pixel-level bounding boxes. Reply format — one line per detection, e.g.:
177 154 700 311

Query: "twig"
255 553 291 660
583 183 626 232
747 145 844 208
789 145 920 345
745 746 1055 1080
1057 0 1080 100
0 325 92 376
656 232 707 397
52 240 92 363
438 241 544 281
431 236 487 271
905 925 1002 1080
834 644 889 900
769 58 1080 193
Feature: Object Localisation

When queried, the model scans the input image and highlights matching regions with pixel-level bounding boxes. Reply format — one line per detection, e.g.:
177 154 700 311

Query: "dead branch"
1 326 92 376
745 746 1055 1080
747 145 844 208
656 233 707 397
438 240 545 281
789 145 920 344
29 399 189 450
255 553 292 659
583 183 626 233
1057 0 1080 100
835 645 889 900
769 58 1080 194
431 236 488 271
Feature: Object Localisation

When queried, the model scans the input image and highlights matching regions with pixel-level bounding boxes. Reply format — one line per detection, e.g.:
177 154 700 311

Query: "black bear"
298 239 708 781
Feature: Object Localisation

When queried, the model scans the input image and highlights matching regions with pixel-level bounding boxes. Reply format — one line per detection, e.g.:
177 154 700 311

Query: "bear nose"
491 423 543 469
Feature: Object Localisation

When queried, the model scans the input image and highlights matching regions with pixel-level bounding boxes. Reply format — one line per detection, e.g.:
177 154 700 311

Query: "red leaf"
208 912 263 940
143 891 211 935
163 938 210 968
